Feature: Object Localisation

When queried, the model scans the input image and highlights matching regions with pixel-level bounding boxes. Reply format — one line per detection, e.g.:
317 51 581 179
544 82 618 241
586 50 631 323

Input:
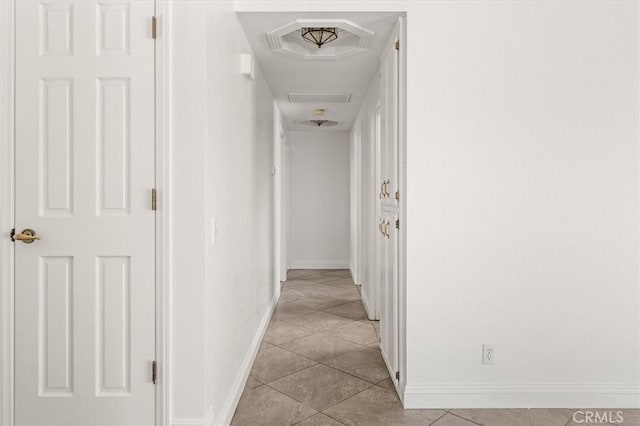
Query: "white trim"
273 103 282 288
283 136 291 281
215 293 279 426
352 130 362 286
396 13 407 409
155 1 172 425
170 419 208 426
0 1 14 425
289 261 349 269
372 103 382 321
403 384 640 409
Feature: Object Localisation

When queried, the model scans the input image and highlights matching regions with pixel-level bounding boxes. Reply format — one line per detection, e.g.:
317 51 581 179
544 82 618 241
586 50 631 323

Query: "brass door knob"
12 229 40 244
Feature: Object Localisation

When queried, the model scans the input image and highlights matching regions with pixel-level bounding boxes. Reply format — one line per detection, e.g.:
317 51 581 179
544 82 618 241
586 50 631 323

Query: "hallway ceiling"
237 12 399 131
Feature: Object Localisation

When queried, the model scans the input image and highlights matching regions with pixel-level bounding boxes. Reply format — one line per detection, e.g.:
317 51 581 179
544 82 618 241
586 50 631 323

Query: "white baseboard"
403 384 640 409
214 293 279 426
289 260 349 269
171 419 209 426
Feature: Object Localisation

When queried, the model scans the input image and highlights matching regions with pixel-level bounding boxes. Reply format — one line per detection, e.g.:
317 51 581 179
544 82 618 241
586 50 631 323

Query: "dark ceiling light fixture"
301 27 338 48
302 119 338 127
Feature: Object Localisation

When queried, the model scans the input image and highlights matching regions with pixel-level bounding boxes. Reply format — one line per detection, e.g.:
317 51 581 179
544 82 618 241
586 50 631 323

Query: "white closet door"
14 1 156 425
378 22 401 385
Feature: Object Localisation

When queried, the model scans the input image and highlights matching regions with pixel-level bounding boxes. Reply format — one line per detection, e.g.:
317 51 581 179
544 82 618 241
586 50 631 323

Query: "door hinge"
395 371 400 380
395 219 400 230
395 191 400 200
152 16 157 39
152 360 157 384
151 188 157 211
395 40 400 50
9 228 15 241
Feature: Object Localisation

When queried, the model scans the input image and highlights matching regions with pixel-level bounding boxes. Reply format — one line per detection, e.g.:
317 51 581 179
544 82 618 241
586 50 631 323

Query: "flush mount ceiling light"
314 108 326 116
301 27 338 48
302 119 338 127
267 19 374 60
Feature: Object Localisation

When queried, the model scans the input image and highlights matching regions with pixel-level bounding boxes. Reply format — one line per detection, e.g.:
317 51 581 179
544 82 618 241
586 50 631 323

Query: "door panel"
15 1 155 425
380 31 399 210
379 210 398 382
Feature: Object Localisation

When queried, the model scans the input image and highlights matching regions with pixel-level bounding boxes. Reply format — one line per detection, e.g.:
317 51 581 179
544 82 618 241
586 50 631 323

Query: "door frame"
0 1 172 424
373 103 383 321
396 15 406 398
273 103 284 288
0 1 15 424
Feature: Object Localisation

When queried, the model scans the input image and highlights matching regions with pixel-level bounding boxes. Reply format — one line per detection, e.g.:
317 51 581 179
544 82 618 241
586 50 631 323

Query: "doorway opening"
234 10 407 419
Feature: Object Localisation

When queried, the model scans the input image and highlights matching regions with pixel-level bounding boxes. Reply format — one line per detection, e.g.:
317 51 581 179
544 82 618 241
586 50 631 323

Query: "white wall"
289 130 350 269
171 2 279 425
274 113 290 283
403 0 639 409
237 0 640 409
170 4 208 422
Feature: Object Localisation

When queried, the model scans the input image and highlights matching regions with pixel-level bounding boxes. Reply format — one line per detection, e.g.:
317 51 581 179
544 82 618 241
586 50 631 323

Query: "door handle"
379 220 390 238
12 229 40 244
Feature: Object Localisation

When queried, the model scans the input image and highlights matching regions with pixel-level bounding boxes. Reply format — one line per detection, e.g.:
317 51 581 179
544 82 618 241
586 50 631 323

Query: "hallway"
231 269 445 425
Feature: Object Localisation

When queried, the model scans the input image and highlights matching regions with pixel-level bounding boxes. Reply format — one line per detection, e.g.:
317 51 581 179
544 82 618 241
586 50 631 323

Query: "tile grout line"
564 414 572 426
264 370 378 416
277 314 357 331
275 304 369 325
264 353 396 414
268 313 376 347
277 338 376 364
446 411 485 426
427 410 451 426
271 317 378 346
318 381 379 415
317 360 392 387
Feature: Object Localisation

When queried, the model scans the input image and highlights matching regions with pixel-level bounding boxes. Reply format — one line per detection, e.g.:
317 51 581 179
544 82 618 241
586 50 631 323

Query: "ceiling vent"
288 93 351 104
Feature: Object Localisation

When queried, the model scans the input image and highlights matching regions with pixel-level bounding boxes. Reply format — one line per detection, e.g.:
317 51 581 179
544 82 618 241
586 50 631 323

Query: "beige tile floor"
231 270 639 426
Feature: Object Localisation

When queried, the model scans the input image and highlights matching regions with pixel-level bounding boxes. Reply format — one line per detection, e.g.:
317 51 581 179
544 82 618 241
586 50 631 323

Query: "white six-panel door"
14 1 156 424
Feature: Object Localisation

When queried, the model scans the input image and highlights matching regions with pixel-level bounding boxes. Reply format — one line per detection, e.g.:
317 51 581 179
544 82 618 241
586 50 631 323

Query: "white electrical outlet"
482 344 495 364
